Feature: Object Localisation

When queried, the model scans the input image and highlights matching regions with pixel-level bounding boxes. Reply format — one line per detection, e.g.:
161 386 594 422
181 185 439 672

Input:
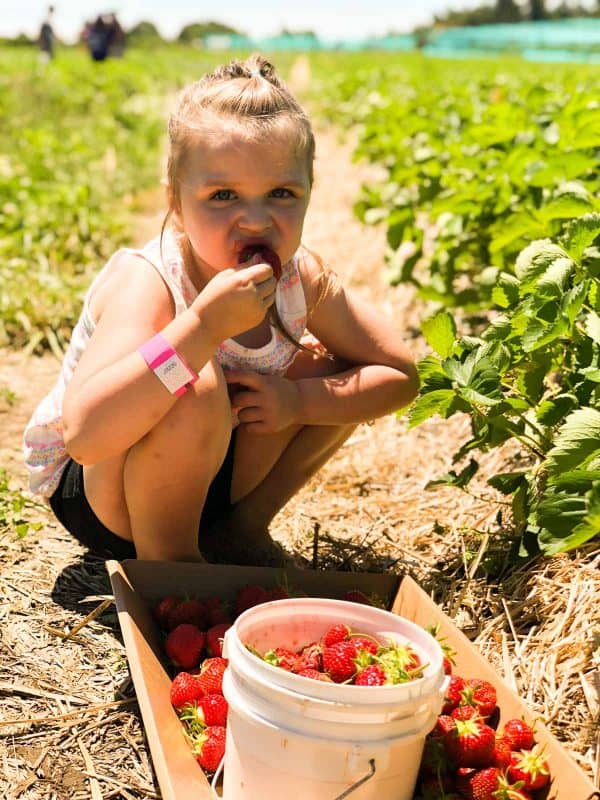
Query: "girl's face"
174 126 312 289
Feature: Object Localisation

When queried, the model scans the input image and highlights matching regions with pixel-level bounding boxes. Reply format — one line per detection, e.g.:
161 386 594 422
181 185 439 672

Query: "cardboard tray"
107 560 598 800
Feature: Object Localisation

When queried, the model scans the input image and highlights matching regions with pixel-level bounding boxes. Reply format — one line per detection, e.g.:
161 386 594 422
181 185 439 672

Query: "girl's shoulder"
87 238 181 325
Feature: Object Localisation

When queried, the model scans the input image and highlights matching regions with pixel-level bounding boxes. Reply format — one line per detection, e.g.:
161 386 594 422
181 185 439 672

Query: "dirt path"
1 125 597 795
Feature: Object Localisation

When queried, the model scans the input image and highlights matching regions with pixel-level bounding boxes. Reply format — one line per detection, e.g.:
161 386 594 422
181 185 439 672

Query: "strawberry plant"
0 46 225 353
311 53 600 309
408 213 600 556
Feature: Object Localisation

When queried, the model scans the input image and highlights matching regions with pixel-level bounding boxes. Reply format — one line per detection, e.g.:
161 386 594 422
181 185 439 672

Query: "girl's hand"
191 259 277 344
225 370 301 434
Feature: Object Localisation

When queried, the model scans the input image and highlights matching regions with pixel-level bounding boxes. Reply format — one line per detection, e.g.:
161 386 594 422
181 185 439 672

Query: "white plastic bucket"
219 597 446 800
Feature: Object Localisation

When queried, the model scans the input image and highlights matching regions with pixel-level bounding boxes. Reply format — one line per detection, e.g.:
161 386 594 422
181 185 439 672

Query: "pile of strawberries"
153 584 375 774
414 627 551 800
153 586 552 799
249 622 426 685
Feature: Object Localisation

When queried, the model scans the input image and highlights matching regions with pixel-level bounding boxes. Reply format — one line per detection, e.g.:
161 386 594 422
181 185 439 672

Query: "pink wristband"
139 333 198 397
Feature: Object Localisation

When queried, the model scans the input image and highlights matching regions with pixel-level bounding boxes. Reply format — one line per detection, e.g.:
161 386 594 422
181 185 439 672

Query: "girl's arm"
62 256 213 464
63 253 275 464
295 257 420 426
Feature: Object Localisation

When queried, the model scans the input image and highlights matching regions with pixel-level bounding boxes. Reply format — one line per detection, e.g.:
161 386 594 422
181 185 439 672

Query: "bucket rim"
225 596 445 699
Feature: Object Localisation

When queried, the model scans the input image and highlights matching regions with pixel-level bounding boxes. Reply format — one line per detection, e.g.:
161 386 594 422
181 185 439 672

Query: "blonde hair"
161 53 316 351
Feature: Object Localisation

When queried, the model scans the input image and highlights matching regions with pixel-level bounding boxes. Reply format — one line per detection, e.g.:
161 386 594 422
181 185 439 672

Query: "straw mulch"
0 126 598 800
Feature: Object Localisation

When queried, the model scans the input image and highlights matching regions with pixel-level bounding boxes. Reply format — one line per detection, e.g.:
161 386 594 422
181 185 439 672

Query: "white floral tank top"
23 230 309 497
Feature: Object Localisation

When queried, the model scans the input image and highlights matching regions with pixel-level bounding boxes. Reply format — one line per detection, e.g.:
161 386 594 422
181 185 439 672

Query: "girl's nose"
237 202 272 232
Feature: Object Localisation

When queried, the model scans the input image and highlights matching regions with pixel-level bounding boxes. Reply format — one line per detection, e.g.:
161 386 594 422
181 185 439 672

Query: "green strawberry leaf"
487 471 528 495
584 311 600 345
545 407 600 476
538 483 600 554
407 388 455 428
426 458 479 490
535 394 578 427
421 310 457 358
562 212 600 263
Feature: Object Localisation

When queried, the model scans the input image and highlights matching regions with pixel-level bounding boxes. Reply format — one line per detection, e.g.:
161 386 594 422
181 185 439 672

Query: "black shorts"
49 431 236 560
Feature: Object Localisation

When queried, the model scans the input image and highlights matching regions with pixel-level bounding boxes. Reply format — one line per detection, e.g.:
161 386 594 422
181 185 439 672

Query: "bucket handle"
332 758 376 800
210 756 377 798
210 754 225 798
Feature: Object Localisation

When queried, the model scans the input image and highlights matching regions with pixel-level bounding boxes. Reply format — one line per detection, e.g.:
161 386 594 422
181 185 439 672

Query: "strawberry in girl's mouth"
238 244 282 280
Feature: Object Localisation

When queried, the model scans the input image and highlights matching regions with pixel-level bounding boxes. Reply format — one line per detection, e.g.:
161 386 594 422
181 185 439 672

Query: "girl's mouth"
237 244 282 280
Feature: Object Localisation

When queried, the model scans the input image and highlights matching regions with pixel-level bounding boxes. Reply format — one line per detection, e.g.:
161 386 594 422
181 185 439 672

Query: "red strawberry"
454 766 477 797
507 746 550 792
264 647 297 671
350 634 380 656
204 597 233 626
451 704 479 721
180 693 229 729
293 641 323 673
322 623 350 648
153 595 181 629
196 657 228 695
442 674 465 714
165 624 206 670
443 655 454 675
492 735 513 769
443 717 496 768
206 623 231 658
296 667 333 682
430 714 456 740
197 694 229 727
238 245 282 280
192 724 227 773
464 767 501 800
341 590 373 605
460 678 497 719
167 598 208 631
322 640 359 683
235 585 270 616
170 671 205 710
354 664 386 686
502 718 535 751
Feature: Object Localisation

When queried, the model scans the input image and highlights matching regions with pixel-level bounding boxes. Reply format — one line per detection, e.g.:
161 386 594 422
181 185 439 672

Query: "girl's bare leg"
83 359 232 561
200 352 357 565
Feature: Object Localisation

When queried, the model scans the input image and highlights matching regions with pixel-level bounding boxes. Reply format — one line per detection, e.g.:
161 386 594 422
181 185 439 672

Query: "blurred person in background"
38 5 56 62
85 13 126 62
106 13 125 57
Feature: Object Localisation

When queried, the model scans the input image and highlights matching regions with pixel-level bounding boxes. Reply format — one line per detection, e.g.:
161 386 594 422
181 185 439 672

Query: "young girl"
23 55 419 565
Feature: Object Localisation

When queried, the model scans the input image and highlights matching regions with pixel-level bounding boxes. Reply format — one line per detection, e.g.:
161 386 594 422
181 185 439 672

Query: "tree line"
433 0 600 27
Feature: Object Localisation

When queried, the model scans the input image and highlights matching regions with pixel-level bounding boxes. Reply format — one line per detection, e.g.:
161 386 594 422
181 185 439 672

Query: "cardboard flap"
108 561 206 800
393 576 597 800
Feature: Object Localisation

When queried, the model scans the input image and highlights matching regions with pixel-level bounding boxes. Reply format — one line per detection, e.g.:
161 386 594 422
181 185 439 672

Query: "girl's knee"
143 358 231 451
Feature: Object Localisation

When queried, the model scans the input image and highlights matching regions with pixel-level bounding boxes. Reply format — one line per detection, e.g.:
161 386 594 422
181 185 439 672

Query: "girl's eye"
210 189 236 201
270 188 294 199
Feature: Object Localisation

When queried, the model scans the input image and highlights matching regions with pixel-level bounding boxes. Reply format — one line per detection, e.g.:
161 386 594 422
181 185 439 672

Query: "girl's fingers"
230 390 259 409
236 407 263 424
239 262 273 283
261 289 276 307
255 275 277 295
225 370 264 390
